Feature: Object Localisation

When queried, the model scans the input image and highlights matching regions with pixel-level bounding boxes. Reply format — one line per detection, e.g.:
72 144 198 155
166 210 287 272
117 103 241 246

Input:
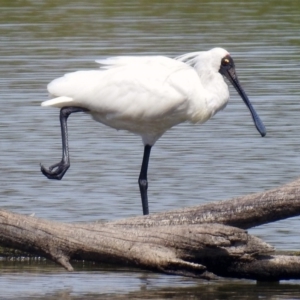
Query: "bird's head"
215 49 266 137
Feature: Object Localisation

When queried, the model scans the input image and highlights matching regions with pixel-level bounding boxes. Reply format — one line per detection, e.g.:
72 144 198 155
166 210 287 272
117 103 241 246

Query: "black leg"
41 106 87 180
138 145 152 215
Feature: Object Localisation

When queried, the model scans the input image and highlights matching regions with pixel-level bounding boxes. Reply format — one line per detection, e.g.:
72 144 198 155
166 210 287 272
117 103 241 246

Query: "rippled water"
1 261 299 300
1 0 300 298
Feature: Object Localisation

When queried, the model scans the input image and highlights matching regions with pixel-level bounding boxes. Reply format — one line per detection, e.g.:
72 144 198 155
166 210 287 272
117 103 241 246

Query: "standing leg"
138 145 152 215
41 106 87 180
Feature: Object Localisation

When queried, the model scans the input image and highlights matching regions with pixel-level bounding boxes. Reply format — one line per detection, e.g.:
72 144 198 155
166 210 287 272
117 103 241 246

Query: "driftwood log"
1 178 300 281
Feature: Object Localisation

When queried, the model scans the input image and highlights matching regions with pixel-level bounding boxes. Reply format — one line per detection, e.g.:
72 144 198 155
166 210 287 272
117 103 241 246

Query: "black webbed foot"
41 161 69 180
41 106 87 181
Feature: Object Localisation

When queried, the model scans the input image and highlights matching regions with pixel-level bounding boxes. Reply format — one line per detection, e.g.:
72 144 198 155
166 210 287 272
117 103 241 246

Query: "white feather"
42 48 230 145
41 96 74 107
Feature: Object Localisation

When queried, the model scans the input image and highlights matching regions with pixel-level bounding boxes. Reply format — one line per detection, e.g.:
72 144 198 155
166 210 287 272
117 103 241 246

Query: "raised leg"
41 106 87 180
138 144 152 215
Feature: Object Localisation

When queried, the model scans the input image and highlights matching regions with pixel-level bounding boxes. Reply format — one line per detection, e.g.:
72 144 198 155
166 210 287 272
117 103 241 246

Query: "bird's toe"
40 162 69 180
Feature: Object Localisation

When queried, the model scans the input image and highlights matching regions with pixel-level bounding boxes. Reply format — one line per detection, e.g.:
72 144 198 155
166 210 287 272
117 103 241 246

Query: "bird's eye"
221 57 230 66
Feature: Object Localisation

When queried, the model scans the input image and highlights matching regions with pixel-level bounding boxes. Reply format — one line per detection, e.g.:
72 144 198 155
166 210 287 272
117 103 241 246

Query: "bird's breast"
186 86 229 124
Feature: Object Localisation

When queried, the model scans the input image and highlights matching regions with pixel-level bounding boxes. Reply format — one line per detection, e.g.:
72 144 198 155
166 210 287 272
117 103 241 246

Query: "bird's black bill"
219 58 266 137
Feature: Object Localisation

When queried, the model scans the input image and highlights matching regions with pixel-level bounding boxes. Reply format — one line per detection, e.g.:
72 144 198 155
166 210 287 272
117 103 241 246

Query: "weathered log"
107 178 300 229
0 178 300 281
0 209 273 279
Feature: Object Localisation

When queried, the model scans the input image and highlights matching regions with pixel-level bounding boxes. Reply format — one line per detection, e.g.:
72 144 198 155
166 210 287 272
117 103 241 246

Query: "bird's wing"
95 56 174 70
42 57 202 121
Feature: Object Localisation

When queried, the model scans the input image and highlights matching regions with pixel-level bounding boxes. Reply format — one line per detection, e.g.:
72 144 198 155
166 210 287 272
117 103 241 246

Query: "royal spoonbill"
41 47 266 215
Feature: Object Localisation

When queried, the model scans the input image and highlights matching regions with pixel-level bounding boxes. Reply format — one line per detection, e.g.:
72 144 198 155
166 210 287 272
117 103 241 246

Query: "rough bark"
1 178 300 281
108 178 300 229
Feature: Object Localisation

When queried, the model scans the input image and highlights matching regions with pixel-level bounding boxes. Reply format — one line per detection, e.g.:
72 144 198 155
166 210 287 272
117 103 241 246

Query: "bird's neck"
189 71 229 124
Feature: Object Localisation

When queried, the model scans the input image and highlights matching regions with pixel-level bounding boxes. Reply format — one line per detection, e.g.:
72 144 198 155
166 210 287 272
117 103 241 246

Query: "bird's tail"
41 96 74 108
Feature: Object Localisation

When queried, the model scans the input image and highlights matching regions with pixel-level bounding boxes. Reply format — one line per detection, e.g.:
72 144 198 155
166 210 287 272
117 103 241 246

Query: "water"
1 0 300 298
1 261 299 300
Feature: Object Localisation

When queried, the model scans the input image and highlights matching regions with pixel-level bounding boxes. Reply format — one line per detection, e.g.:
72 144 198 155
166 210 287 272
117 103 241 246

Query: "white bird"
41 47 266 215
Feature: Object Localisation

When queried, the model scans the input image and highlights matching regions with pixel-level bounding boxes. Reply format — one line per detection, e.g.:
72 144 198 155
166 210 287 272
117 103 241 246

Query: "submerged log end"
53 254 73 271
227 255 300 281
160 258 218 280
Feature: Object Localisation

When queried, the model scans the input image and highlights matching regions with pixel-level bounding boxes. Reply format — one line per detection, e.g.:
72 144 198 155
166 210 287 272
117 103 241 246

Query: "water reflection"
1 0 300 298
1 261 300 300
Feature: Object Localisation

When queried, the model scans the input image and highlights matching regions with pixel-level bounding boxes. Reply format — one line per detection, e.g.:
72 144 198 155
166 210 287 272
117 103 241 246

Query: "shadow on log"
1 178 300 281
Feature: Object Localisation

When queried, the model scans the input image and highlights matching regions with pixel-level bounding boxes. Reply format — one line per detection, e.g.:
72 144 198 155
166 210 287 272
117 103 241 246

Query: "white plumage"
41 47 266 215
